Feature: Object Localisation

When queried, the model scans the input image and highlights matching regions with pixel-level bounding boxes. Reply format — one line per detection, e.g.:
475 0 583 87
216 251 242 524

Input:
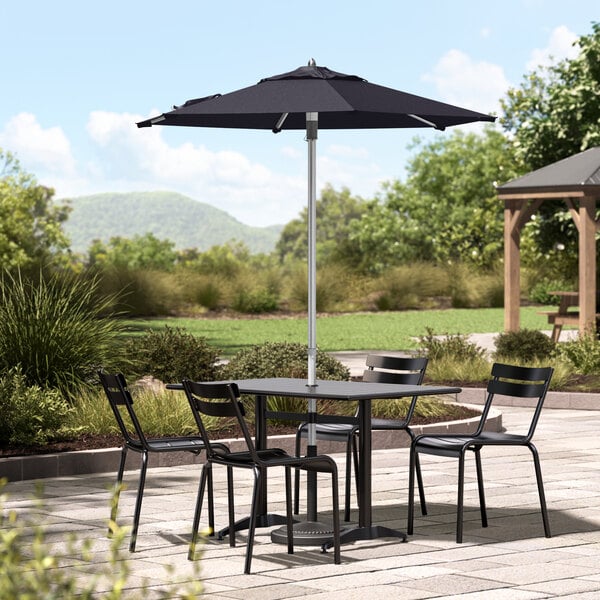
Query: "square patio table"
174 377 460 548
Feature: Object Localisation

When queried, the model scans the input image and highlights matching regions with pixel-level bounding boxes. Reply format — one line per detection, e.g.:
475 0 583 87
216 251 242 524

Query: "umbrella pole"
306 111 318 521
272 112 338 546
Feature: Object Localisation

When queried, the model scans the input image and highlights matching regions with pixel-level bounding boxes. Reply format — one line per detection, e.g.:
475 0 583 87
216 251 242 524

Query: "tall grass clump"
446 263 504 308
95 266 183 316
0 270 125 397
373 263 449 311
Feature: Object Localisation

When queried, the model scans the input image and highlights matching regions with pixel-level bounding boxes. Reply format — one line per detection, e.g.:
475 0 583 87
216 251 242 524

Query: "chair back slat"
366 355 427 373
487 379 548 399
362 369 422 384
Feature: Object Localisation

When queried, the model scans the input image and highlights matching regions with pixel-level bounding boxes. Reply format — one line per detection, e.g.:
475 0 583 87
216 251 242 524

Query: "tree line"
2 23 599 301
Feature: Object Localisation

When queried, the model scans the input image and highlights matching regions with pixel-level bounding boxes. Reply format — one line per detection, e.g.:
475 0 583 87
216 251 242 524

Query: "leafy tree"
0 149 70 270
501 21 600 170
349 128 520 272
275 185 366 265
500 22 600 279
87 232 178 271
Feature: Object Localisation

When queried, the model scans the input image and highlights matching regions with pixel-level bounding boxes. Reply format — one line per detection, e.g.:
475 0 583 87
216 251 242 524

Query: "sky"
0 1 597 227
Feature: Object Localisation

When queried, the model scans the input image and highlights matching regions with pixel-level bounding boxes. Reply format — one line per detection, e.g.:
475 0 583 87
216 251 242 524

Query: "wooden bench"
539 291 600 342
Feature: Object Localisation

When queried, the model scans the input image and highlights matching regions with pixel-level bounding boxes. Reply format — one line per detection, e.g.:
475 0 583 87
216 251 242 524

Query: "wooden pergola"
497 147 600 335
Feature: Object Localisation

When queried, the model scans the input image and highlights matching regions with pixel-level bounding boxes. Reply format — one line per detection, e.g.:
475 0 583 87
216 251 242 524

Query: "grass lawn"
125 306 556 357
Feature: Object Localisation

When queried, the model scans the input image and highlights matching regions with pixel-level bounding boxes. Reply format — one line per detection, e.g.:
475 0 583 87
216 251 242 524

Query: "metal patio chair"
182 379 341 574
407 362 554 543
294 355 429 521
98 371 227 552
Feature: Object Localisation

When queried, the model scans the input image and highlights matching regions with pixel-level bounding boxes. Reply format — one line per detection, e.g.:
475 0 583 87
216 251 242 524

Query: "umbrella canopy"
138 63 494 132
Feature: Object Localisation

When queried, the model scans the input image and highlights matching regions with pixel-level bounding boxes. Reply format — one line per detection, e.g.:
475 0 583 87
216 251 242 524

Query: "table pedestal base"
270 520 339 546
217 513 289 541
320 525 407 551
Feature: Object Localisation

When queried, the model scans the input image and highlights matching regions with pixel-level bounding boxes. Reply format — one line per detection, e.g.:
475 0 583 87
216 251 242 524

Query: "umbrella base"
270 520 341 546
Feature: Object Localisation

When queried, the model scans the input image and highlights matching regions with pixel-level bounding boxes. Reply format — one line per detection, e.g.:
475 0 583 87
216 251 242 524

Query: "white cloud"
422 49 509 116
83 110 306 226
0 112 77 176
526 25 579 71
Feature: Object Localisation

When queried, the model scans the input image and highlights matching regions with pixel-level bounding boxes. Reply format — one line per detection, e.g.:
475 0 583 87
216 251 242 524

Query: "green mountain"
61 191 283 254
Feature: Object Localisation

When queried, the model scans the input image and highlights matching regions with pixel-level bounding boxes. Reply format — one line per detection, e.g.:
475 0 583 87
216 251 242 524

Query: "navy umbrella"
138 60 494 540
138 60 494 387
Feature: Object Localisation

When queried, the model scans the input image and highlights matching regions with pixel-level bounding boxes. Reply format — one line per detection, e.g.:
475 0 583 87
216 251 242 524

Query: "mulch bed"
0 406 478 458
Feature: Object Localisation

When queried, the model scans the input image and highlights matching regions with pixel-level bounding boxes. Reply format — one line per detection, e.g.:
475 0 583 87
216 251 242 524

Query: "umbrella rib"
408 114 444 130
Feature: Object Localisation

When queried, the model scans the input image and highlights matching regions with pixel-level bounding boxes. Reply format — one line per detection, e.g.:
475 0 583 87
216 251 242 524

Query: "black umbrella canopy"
137 63 495 131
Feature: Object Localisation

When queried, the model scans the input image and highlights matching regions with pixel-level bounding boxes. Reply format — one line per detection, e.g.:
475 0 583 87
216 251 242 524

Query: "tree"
501 21 600 170
275 185 366 265
500 22 600 279
349 128 520 272
86 232 178 271
0 149 70 270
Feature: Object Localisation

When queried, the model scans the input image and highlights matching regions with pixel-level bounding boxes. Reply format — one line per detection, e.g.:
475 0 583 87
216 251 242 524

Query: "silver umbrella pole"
272 111 338 545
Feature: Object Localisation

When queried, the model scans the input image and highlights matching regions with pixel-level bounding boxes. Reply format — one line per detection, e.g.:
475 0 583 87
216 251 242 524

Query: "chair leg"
109 446 128 534
130 451 148 552
474 449 487 528
244 467 261 574
407 445 416 535
414 453 428 516
331 468 341 564
530 444 551 538
227 466 236 547
206 463 215 535
456 452 465 543
188 463 208 560
344 434 354 522
293 431 302 515
285 466 294 555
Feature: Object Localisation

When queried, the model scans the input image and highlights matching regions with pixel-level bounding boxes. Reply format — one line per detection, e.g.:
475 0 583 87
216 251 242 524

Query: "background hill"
61 191 283 254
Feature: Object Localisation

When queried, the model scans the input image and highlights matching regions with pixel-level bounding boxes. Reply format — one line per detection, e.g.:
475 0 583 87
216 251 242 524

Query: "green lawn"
125 306 556 357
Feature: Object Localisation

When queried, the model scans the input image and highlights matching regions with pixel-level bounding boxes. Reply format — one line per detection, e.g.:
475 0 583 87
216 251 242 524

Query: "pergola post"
579 196 597 334
504 198 521 331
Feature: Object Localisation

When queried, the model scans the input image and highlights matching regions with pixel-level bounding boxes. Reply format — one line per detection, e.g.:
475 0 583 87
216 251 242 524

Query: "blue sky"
0 1 597 226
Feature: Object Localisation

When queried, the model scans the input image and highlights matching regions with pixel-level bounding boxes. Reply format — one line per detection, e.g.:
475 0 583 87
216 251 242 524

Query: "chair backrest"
477 363 554 439
362 355 429 421
98 371 149 449
182 380 257 461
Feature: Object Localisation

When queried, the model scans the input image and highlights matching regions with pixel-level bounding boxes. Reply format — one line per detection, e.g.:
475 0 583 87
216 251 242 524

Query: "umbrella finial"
308 58 316 66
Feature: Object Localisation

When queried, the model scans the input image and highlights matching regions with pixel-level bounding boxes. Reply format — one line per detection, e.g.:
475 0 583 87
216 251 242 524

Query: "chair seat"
416 432 530 457
297 422 357 441
143 436 207 452
370 417 409 430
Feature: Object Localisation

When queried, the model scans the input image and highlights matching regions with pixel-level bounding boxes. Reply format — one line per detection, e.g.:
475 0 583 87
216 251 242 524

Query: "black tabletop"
232 378 460 400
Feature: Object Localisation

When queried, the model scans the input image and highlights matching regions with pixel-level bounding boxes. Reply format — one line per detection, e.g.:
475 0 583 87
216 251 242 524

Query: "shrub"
231 288 279 314
0 270 125 397
555 331 600 374
418 327 486 362
0 483 203 598
0 367 71 445
494 329 556 362
125 326 221 383
223 342 351 418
